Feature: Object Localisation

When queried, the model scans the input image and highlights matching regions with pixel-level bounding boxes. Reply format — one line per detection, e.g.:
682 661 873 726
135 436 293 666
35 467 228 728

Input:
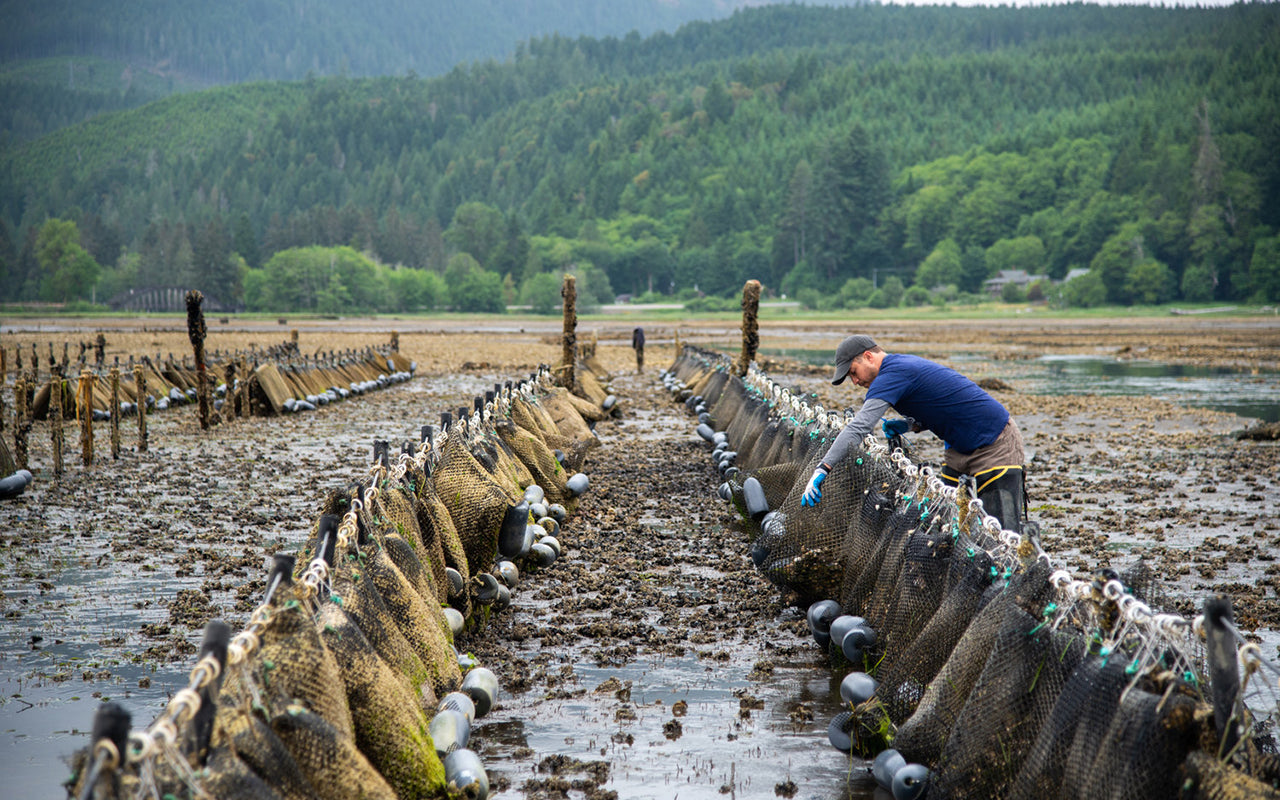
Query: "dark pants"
941 464 1026 533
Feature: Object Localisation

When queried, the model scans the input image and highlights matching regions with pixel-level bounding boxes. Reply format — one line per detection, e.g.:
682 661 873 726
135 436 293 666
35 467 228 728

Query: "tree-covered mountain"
0 0 882 86
2 3 1279 312
3 0 829 144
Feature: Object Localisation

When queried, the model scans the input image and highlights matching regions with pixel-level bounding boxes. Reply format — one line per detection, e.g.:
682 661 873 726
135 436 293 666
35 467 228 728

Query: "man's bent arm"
820 397 891 470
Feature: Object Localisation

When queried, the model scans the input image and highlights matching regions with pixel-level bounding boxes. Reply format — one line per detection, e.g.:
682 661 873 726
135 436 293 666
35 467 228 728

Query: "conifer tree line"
1 3 1278 312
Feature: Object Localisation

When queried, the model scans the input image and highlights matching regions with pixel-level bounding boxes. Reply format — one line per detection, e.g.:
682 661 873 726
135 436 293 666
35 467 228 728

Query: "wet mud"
1 314 1278 798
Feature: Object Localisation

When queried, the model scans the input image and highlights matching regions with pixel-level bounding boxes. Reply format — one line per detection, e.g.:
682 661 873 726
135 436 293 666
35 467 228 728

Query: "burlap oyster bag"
270 703 400 800
431 432 518 572
496 419 571 506
315 601 445 798
358 531 461 699
210 706 316 800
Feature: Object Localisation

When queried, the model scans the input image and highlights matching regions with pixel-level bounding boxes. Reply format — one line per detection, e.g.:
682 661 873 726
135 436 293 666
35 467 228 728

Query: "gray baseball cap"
831 334 878 385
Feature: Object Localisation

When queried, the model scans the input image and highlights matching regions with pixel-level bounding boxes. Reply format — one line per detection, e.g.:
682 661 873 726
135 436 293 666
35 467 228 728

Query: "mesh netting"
497 419 571 506
541 387 599 440
376 487 446 600
269 701 400 800
382 531 441 605
434 431 516 571
871 545 994 724
233 594 354 737
200 745 291 800
211 706 317 800
416 485 470 583
357 531 460 699
928 605 1086 799
314 602 442 798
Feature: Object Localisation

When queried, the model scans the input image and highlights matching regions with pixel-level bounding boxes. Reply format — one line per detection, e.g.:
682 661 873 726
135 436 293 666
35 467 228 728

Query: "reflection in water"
1034 355 1279 422
478 649 876 799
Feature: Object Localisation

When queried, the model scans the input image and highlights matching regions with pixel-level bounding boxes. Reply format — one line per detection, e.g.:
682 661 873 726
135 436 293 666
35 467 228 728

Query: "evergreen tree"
232 212 260 269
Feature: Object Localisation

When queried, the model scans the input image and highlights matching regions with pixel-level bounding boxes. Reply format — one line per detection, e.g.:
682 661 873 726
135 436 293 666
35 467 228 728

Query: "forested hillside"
2 3 1279 313
1 0 817 144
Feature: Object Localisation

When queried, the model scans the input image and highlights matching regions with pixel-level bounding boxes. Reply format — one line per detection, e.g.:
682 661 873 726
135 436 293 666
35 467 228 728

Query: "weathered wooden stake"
109 367 121 460
94 333 106 368
247 370 260 418
78 368 93 466
134 365 148 453
0 346 6 434
734 279 761 377
390 331 400 353
559 274 577 389
186 290 212 430
222 362 236 423
239 358 250 418
50 370 65 477
13 378 29 470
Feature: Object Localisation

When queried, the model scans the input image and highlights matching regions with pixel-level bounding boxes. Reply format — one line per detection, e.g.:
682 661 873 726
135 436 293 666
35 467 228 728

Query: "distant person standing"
632 327 646 373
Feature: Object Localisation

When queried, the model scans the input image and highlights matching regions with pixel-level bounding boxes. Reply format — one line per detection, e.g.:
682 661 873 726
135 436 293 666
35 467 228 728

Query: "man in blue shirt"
800 334 1027 532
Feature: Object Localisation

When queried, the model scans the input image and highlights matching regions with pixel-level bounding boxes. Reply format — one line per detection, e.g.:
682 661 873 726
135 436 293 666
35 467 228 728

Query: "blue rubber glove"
801 467 828 507
882 418 911 438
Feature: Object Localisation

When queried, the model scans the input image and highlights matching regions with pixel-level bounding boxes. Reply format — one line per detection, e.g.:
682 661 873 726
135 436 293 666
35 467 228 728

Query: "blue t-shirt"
867 353 1008 454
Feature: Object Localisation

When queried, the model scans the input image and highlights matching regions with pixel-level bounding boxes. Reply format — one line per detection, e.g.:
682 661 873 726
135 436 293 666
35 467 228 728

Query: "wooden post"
559 274 577 389
134 364 148 453
187 290 212 430
13 378 29 470
94 333 106 368
390 331 400 353
50 371 64 478
109 367 121 460
78 368 93 467
0 346 5 434
734 279 761 377
239 358 250 418
247 370 260 418
222 361 236 423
